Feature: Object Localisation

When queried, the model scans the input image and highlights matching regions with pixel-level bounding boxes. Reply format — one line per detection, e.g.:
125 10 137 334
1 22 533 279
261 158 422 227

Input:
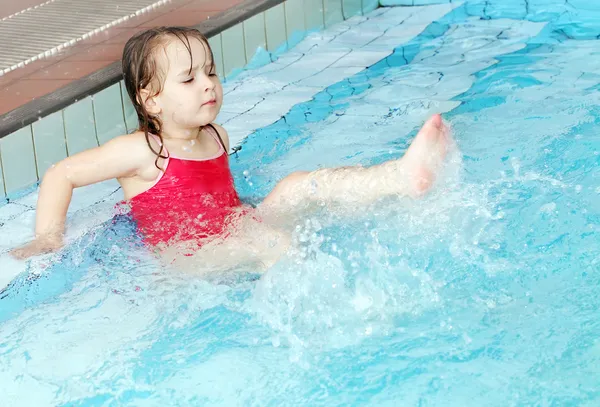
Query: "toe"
429 114 443 129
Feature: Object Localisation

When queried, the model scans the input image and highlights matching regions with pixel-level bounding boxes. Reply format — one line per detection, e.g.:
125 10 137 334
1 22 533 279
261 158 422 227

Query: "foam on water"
1 1 600 406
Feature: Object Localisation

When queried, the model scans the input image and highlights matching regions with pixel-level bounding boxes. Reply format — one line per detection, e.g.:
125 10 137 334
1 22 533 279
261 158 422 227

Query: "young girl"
10 27 450 267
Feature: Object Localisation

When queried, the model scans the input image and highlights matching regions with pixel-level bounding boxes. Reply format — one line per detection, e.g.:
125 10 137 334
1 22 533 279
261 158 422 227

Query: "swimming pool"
1 1 599 405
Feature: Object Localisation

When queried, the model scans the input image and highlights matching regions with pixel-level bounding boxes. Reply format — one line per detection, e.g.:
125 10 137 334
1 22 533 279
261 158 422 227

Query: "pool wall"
0 0 379 201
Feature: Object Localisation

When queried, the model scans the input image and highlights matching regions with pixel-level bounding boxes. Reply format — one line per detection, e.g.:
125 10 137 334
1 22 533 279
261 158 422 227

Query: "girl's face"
152 37 223 131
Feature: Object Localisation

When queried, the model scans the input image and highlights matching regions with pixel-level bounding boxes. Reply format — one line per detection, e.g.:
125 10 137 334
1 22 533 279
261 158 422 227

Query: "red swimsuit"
128 127 243 246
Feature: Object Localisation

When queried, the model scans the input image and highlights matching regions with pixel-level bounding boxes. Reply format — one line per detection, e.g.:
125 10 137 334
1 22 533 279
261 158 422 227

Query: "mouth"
202 99 217 106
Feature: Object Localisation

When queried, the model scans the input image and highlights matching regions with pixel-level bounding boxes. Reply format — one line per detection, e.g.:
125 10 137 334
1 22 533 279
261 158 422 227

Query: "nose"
200 73 215 92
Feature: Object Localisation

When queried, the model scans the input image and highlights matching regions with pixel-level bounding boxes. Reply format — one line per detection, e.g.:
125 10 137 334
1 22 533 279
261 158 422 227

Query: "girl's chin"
184 113 219 127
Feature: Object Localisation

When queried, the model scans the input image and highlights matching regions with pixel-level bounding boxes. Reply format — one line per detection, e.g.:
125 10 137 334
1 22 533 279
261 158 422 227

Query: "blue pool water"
1 1 599 405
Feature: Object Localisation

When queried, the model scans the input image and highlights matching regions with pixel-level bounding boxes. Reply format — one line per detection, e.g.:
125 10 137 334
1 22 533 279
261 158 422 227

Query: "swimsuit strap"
148 133 170 157
205 123 227 154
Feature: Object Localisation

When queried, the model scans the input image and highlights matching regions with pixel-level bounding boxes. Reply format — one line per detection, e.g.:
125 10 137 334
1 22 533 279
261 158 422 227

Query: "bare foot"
10 236 63 260
394 114 450 197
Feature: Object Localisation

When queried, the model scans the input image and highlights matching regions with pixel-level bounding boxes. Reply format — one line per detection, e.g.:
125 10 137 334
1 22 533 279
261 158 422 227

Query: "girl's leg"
166 114 450 274
161 214 291 274
260 114 451 211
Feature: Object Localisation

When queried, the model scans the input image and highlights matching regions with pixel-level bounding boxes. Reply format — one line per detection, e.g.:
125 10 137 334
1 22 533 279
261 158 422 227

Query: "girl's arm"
11 133 153 259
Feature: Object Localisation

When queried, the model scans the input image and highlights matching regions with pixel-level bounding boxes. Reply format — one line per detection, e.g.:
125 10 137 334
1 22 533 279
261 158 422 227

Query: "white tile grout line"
0 0 172 76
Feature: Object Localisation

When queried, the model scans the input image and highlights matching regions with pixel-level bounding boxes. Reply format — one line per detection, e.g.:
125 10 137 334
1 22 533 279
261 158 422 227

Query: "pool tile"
324 0 344 27
0 155 5 200
361 0 379 14
343 0 363 19
221 24 247 78
243 13 267 64
216 111 238 125
265 3 288 53
304 0 325 32
285 0 306 48
63 97 99 155
380 0 443 4
68 179 122 214
224 128 248 151
31 111 68 178
224 112 280 137
93 83 128 145
0 203 29 223
245 85 319 117
0 126 38 195
208 34 225 80
332 27 386 48
120 81 138 133
330 50 391 67
221 91 267 114
297 66 364 87
265 50 351 84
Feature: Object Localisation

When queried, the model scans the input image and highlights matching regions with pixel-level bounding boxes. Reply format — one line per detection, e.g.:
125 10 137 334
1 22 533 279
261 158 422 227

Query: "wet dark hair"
122 26 217 169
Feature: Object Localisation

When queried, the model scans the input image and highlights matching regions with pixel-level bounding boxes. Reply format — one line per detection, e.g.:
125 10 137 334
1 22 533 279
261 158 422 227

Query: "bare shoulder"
115 131 156 150
108 131 161 158
99 131 161 174
210 123 230 152
49 131 160 188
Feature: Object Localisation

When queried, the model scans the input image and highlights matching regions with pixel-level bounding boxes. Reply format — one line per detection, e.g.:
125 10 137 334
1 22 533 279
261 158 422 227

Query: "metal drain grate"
0 0 172 75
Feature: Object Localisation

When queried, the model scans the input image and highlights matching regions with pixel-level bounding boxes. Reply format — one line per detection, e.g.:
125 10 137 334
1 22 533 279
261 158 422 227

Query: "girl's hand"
10 236 63 260
9 132 152 261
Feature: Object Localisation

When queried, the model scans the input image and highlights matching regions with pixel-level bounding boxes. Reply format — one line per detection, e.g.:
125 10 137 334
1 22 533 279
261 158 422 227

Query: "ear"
139 88 161 116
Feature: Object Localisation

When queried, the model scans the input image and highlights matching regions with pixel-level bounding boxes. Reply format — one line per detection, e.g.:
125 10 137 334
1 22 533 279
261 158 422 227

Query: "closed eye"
183 77 194 84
